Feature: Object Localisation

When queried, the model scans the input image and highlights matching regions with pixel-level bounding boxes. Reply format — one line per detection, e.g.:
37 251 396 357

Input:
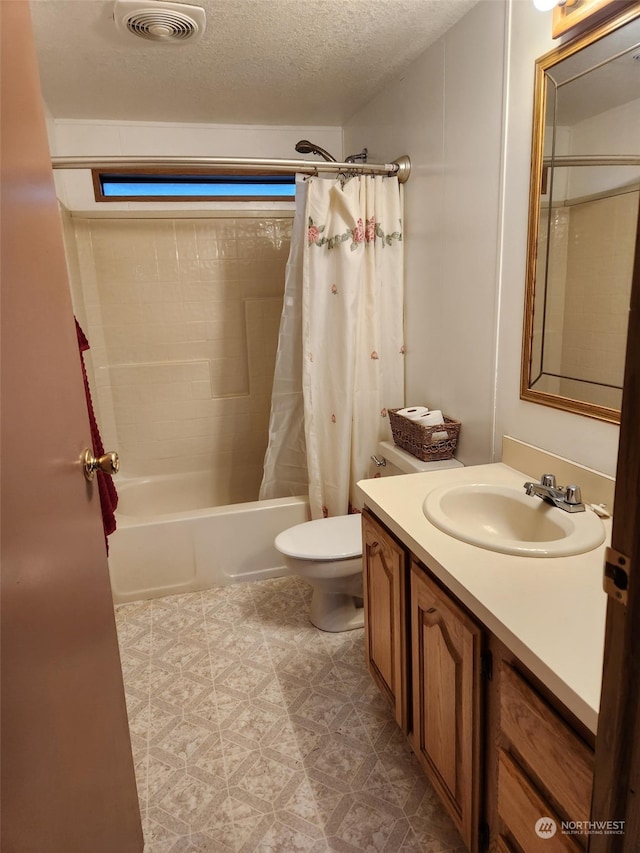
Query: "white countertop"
357 462 611 734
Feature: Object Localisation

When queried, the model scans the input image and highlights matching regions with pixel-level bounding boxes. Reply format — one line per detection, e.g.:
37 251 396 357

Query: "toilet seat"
275 514 362 560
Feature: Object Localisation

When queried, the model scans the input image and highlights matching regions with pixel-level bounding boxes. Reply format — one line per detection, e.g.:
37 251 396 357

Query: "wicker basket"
388 409 461 462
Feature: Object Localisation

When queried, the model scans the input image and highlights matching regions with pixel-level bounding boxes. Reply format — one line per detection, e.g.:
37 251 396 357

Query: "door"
0 3 143 852
589 142 640 847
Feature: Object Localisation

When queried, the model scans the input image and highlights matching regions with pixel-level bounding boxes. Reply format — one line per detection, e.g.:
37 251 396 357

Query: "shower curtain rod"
51 154 412 183
543 155 640 167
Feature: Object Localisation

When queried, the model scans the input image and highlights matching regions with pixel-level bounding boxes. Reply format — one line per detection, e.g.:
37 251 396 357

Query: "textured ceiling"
30 0 478 125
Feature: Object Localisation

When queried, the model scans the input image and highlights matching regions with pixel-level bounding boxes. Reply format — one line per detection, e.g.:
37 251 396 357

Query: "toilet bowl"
275 514 364 632
274 442 464 633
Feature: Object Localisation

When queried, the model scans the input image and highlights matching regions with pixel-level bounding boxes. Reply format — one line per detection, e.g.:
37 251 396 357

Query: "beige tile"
69 215 288 487
327 792 404 849
155 772 220 831
117 578 463 852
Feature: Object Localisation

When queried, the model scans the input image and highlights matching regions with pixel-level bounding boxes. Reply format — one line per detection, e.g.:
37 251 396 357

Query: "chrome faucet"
523 474 585 513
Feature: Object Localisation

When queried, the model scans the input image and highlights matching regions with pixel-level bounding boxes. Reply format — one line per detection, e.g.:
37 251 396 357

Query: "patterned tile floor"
115 576 465 853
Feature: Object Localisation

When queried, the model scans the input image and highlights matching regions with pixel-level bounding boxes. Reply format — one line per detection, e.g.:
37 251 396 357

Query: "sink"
423 483 606 557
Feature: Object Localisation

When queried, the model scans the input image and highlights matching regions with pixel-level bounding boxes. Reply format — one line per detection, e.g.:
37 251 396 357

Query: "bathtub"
108 471 310 603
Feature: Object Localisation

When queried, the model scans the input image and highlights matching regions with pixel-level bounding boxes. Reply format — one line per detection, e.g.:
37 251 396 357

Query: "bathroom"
41 0 622 607
2 0 638 851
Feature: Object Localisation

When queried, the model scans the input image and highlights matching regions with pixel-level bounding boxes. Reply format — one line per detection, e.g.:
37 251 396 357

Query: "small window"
93 170 296 202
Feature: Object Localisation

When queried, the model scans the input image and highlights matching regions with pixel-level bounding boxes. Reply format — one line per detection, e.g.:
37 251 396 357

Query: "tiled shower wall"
66 215 292 501
559 190 637 408
533 189 637 408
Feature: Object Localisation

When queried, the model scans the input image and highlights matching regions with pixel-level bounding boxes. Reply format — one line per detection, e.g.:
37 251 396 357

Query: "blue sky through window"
98 174 296 199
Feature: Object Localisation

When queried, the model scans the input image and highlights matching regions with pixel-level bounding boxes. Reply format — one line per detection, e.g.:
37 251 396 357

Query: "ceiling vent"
114 0 206 44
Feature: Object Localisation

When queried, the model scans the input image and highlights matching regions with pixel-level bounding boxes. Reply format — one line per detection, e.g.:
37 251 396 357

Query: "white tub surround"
357 456 612 734
109 475 309 602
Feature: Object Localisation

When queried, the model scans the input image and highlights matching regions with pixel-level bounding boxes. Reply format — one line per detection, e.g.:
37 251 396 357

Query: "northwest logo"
535 817 558 838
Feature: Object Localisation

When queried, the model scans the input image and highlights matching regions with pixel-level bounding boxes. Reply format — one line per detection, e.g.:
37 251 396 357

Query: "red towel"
75 319 118 552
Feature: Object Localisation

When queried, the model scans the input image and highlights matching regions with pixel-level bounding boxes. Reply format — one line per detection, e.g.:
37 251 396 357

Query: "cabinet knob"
369 540 381 556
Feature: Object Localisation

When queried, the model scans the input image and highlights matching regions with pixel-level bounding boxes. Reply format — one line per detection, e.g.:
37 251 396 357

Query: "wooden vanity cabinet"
361 509 482 850
410 560 483 852
361 508 595 853
486 638 595 853
361 509 409 731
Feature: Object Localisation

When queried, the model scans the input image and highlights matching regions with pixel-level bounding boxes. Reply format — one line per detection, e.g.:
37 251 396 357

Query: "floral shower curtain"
260 174 405 519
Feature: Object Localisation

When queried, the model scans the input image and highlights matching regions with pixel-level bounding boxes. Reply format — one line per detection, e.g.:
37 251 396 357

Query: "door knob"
82 448 119 481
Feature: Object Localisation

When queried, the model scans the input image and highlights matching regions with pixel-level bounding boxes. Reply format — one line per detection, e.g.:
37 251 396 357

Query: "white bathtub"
108 471 310 603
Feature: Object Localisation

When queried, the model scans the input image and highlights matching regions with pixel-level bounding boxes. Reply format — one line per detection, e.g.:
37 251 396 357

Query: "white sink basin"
423 483 606 557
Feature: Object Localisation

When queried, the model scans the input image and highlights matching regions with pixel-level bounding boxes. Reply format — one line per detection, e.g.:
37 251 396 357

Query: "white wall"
344 0 507 466
566 96 640 198
345 0 621 476
49 119 343 213
495 0 619 476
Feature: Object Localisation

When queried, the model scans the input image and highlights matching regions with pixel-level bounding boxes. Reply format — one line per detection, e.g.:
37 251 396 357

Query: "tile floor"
115 576 465 853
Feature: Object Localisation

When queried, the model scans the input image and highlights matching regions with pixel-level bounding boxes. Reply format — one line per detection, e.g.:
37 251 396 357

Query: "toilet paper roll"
415 410 444 427
397 406 430 420
430 430 449 443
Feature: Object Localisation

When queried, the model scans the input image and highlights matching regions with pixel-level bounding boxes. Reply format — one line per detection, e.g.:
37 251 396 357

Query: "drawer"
495 835 517 853
500 663 593 823
497 749 581 853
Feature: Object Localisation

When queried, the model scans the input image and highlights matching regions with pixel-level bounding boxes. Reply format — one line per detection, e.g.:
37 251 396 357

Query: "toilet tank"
371 440 463 477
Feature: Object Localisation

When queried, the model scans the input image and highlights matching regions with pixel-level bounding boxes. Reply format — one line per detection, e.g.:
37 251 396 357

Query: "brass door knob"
82 448 119 481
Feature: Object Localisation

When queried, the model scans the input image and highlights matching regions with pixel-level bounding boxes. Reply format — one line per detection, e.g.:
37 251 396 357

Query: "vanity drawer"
499 663 593 824
497 749 580 853
495 835 517 853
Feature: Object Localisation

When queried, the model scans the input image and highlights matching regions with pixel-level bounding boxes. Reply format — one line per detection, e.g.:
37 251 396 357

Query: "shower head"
294 140 338 163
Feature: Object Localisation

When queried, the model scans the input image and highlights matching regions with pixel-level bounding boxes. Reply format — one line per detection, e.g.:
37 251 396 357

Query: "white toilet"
275 514 364 632
274 441 463 632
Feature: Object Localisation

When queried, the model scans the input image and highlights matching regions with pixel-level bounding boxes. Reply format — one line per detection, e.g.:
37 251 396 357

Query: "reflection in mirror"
522 6 640 423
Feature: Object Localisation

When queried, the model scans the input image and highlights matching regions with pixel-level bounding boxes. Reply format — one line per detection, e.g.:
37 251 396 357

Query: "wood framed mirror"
521 3 640 424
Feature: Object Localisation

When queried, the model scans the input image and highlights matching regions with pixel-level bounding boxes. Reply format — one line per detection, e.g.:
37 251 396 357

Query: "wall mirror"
521 4 640 423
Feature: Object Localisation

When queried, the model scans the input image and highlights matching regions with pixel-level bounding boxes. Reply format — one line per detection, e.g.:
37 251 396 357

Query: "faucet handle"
565 485 582 505
541 474 556 488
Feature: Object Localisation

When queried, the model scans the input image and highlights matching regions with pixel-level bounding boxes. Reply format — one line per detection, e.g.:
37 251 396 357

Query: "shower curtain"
259 177 310 500
260 173 404 519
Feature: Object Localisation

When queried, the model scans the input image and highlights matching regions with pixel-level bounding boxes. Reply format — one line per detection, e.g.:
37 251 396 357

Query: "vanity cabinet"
361 510 409 731
491 651 594 852
410 560 482 851
361 511 482 848
361 507 596 853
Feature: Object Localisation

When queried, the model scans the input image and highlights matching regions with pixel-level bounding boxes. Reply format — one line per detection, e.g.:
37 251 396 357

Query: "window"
93 170 296 202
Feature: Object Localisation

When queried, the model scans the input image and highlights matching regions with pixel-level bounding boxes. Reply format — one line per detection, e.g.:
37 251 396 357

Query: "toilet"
274 441 464 632
275 514 364 632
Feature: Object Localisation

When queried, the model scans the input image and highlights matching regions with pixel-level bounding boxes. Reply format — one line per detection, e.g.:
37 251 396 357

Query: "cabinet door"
410 561 482 851
362 510 408 731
